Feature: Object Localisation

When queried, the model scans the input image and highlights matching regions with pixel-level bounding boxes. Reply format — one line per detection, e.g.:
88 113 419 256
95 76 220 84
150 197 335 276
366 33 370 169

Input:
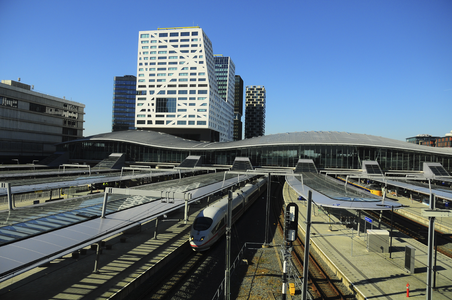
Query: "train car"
189 178 266 251
336 176 382 196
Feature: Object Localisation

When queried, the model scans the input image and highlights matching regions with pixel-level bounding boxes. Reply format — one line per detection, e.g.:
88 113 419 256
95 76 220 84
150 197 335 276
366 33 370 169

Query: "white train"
189 178 267 251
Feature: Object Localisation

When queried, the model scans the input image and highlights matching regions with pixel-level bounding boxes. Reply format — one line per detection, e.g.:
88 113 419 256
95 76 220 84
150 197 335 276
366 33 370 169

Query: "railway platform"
0 208 200 300
284 182 452 299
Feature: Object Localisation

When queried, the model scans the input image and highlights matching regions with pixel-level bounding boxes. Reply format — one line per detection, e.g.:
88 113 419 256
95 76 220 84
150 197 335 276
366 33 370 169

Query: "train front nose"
190 231 207 249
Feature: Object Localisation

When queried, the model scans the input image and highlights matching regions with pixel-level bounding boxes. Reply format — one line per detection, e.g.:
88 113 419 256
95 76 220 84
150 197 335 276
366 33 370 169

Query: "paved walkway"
284 182 452 300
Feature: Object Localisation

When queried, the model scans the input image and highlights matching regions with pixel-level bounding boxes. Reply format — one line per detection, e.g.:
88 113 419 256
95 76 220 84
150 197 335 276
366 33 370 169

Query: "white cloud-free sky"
1 0 451 141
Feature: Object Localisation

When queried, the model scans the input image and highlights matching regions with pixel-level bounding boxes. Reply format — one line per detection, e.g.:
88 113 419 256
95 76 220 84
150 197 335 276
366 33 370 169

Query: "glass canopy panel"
0 172 237 245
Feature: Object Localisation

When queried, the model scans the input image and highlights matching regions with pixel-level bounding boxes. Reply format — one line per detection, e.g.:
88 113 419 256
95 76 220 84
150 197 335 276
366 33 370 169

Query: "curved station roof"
64 130 452 155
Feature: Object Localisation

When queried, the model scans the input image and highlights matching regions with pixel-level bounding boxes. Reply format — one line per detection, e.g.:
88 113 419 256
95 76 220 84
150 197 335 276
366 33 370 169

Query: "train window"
193 217 213 230
212 218 225 234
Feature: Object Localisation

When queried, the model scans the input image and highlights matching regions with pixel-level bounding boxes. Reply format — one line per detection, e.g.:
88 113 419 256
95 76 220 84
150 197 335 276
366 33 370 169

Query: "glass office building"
112 75 136 131
234 75 244 141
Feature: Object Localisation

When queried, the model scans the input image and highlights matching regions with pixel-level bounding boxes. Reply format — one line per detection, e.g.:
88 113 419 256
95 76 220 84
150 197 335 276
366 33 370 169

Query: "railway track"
275 205 349 300
129 178 353 300
366 209 452 258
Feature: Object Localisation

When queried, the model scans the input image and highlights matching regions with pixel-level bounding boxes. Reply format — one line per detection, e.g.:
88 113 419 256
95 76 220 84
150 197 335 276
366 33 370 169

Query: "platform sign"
364 216 372 223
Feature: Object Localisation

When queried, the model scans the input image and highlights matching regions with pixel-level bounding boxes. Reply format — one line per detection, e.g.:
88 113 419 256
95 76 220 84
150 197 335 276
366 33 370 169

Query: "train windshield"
193 217 213 231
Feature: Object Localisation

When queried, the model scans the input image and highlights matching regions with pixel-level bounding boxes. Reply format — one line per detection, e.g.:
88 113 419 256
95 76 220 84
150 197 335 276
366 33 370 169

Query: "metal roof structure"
286 173 403 210
0 169 180 196
60 130 452 155
0 172 258 282
374 179 452 202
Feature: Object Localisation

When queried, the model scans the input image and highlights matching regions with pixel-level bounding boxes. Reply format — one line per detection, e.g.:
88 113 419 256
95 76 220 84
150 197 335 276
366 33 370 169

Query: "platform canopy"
286 174 403 210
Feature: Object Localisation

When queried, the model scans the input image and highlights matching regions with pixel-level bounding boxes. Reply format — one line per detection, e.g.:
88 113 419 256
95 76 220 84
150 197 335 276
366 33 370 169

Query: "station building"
58 130 452 173
0 79 84 163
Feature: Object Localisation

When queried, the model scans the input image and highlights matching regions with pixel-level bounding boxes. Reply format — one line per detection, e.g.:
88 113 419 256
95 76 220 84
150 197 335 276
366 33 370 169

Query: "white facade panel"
135 27 233 142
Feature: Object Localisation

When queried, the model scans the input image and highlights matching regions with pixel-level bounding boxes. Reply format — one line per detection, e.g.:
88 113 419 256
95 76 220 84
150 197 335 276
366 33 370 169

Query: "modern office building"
214 55 235 102
233 75 244 141
408 130 452 148
135 26 234 142
0 79 84 163
112 75 137 132
245 85 266 139
406 134 439 145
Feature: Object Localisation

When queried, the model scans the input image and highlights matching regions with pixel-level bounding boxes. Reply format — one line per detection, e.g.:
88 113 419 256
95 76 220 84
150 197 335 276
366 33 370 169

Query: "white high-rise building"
135 26 234 142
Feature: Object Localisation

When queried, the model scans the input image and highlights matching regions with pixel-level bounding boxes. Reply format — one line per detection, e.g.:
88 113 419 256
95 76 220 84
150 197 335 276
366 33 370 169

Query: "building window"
188 121 195 125
156 97 176 113
159 33 168 37
177 121 186 125
198 90 207 94
181 32 189 36
140 34 149 38
156 120 164 124
137 120 145 124
197 121 206 125
170 32 178 37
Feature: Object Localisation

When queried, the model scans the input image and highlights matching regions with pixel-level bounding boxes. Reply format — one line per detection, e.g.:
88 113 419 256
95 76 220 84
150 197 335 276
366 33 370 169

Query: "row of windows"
137 97 207 103
138 112 206 118
138 78 206 83
141 38 199 43
158 31 198 37
138 57 202 66
138 67 198 71
140 56 203 61
140 40 200 47
144 72 206 77
144 90 208 95
136 120 206 126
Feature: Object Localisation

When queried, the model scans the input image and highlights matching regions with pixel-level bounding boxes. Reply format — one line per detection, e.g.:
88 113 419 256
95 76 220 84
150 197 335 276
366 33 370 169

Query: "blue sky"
1 0 451 141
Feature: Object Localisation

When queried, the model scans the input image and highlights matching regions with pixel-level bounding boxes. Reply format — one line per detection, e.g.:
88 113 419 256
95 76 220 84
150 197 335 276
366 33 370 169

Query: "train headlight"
200 236 205 241
190 236 194 241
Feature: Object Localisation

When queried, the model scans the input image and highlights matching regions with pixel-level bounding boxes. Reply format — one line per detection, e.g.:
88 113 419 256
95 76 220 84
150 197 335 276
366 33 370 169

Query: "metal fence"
0 185 92 207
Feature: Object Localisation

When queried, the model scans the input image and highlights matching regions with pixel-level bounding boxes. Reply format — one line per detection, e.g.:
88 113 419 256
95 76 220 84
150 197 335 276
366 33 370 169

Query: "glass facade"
112 75 137 131
59 141 452 173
